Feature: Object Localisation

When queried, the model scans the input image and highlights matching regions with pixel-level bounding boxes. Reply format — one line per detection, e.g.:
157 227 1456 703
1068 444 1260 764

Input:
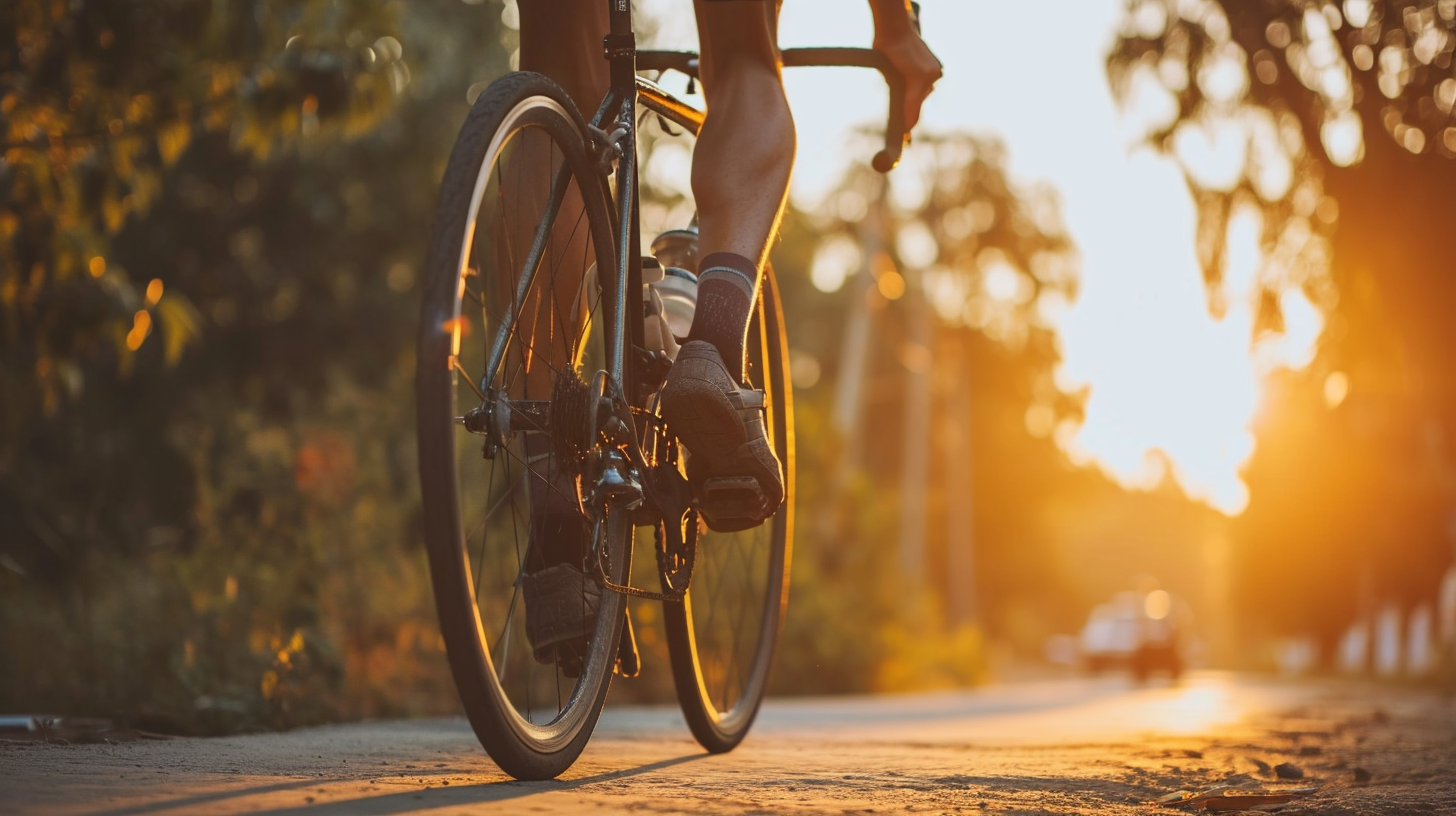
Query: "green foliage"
1 0 511 730
1 0 405 417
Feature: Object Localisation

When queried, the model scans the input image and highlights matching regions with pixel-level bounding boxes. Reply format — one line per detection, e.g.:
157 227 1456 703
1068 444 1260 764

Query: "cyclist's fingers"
896 67 943 130
877 34 942 133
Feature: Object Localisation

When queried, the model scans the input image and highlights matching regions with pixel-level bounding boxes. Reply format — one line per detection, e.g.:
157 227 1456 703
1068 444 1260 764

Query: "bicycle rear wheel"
416 72 626 781
662 267 794 753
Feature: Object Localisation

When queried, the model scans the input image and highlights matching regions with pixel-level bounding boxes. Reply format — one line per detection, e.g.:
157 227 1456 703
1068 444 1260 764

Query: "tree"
1 0 406 417
1110 0 1456 653
766 131 1091 691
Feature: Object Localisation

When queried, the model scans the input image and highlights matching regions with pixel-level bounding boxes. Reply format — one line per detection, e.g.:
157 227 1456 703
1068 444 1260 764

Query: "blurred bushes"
1 0 510 732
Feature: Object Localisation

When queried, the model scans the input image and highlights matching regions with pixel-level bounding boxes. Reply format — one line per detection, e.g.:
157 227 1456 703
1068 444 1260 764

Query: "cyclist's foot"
521 453 597 676
660 340 784 533
522 562 598 677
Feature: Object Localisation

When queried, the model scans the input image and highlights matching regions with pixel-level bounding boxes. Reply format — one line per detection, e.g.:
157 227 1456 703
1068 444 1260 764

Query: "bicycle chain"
593 512 688 604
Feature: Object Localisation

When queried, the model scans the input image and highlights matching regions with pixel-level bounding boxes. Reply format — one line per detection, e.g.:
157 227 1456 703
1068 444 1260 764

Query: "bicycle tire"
416 71 627 781
662 265 794 753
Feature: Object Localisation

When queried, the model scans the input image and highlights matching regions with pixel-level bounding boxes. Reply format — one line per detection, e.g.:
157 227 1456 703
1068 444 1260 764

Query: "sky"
638 0 1325 515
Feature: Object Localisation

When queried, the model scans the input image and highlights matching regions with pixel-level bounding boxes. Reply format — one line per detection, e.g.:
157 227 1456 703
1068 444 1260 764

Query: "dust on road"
3 674 1453 815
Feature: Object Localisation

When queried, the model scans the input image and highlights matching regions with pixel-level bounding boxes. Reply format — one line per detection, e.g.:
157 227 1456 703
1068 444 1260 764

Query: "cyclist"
517 0 941 666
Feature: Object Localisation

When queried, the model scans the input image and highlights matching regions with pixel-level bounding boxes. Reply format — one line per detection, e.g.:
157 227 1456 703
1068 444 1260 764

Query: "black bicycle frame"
598 0 642 393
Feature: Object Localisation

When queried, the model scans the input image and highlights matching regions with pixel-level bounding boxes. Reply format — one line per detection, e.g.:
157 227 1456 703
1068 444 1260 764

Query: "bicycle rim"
663 267 794 753
416 72 626 780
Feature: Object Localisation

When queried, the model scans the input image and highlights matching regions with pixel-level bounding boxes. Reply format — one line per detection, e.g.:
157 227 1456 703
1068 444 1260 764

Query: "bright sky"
640 0 1324 515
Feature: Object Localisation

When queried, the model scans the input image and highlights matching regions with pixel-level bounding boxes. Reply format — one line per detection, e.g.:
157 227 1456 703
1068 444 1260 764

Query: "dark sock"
687 252 760 381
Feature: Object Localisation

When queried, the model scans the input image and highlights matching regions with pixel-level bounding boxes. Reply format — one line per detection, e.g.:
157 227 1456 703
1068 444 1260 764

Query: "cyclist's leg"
662 0 790 532
688 0 794 379
519 0 609 118
693 0 793 268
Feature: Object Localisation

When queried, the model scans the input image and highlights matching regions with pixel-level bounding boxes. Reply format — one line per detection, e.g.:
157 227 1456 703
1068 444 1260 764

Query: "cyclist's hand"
874 27 942 133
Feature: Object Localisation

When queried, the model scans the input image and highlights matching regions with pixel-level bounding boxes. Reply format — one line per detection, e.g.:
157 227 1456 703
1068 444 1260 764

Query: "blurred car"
1079 589 1184 681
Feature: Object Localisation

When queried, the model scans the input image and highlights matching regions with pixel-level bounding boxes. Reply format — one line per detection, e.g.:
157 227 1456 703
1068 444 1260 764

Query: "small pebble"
1274 762 1305 780
1248 758 1272 773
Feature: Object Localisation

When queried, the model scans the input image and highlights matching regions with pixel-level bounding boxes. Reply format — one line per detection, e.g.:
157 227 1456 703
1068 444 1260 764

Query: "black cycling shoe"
522 562 598 677
660 340 784 533
521 454 597 676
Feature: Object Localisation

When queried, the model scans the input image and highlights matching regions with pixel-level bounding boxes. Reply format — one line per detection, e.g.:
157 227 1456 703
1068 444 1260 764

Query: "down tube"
610 98 638 387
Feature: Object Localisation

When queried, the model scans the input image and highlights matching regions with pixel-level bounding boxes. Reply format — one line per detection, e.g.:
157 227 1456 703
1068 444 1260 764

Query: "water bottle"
650 228 699 274
642 228 699 361
641 257 680 360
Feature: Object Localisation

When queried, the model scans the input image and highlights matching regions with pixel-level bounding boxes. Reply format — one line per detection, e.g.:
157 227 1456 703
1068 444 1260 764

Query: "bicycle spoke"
480 137 567 390
490 143 578 390
451 355 489 403
493 570 523 674
505 204 592 395
494 443 579 516
499 448 535 722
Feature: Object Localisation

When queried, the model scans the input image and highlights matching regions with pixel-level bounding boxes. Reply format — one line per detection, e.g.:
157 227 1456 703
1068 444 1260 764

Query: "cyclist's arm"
866 0 942 132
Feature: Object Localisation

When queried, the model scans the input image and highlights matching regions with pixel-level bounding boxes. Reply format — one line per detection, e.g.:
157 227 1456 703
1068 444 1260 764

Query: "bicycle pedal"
697 476 766 530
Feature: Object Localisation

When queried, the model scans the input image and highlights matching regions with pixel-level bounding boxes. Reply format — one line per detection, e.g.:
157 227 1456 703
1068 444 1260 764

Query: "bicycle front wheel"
663 266 794 753
416 72 625 781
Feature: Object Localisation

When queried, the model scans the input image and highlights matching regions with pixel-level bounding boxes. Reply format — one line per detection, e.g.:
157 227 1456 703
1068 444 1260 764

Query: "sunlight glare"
983 260 1022 303
1155 682 1234 734
1247 111 1293 200
1173 118 1246 191
1344 0 1372 28
770 0 1325 516
1196 46 1250 105
1145 589 1172 620
811 234 861 293
1324 371 1349 408
878 269 907 300
1120 64 1180 142
1278 289 1323 367
1321 111 1365 166
1056 148 1256 514
896 221 938 269
1223 207 1262 298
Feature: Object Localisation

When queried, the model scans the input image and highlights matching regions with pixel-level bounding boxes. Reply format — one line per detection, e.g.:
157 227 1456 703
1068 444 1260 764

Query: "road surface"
3 673 1454 815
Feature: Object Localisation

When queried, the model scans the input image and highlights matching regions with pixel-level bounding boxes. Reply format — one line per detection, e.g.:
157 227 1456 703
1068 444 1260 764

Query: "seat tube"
603 0 640 390
606 0 636 97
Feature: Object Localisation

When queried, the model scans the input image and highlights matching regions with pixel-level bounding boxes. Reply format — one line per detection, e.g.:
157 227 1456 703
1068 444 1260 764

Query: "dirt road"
4 673 1453 815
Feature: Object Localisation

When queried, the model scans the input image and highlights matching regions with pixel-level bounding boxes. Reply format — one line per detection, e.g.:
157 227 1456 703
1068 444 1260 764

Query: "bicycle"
415 1 912 781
